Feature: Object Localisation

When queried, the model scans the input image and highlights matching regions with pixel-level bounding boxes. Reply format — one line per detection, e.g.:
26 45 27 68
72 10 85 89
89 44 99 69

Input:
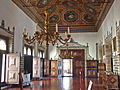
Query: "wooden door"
6 53 20 84
51 60 58 76
73 50 85 77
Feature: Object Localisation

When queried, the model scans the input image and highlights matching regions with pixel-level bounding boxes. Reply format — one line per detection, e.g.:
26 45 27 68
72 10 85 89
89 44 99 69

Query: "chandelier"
59 43 77 59
23 11 71 48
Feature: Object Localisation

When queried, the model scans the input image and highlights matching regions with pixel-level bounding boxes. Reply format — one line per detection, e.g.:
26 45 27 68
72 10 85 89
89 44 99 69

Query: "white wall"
0 0 36 54
0 0 103 60
97 0 120 42
49 32 98 60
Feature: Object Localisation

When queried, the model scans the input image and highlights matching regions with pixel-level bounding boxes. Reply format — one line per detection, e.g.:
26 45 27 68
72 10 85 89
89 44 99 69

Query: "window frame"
0 35 9 53
24 44 34 56
38 49 44 58
0 35 9 86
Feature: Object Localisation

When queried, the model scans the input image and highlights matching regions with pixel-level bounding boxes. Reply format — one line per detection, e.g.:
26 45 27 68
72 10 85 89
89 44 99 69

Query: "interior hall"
0 0 119 90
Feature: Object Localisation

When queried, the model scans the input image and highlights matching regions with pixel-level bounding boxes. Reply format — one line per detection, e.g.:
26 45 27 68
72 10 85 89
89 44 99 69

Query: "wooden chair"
88 80 93 90
19 72 23 90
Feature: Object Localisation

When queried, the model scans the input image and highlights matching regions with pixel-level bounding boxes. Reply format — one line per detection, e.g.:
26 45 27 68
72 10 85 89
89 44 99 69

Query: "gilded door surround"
55 38 92 77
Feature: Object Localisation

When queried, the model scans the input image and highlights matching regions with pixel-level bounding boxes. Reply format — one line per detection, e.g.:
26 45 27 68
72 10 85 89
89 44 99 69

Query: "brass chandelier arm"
48 32 59 45
34 31 45 44
58 34 71 45
23 34 36 44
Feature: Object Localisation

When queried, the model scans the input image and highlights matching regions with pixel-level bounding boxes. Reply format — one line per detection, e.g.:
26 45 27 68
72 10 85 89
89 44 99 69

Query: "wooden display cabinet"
43 59 49 76
87 60 98 78
6 53 20 84
105 36 112 72
51 60 58 76
87 60 98 68
98 62 105 77
33 57 40 79
115 27 120 74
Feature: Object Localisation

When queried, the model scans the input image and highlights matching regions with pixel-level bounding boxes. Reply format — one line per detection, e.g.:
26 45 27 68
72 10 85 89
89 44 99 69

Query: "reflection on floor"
7 77 105 90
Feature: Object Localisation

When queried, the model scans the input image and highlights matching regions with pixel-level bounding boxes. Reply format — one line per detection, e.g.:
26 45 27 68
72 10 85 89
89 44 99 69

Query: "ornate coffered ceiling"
12 0 114 33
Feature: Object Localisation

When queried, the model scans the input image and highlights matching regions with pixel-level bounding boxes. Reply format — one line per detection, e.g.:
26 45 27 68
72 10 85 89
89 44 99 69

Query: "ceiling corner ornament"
64 11 78 22
23 11 71 49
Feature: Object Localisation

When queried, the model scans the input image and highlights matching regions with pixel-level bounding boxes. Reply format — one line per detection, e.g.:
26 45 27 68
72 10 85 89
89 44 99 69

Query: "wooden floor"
7 77 105 90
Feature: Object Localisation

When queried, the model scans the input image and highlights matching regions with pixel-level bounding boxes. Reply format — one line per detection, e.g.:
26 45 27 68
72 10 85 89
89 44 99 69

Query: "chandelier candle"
56 24 58 32
36 23 38 31
68 27 70 34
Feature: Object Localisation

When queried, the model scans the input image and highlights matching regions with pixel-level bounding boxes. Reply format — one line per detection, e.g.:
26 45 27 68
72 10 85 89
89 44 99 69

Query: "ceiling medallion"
64 11 78 22
84 5 96 15
49 15 59 23
84 14 93 22
62 1 78 7
37 0 51 8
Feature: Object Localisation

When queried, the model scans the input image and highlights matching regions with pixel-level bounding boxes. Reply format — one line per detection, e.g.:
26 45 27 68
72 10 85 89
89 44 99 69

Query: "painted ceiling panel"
12 0 114 32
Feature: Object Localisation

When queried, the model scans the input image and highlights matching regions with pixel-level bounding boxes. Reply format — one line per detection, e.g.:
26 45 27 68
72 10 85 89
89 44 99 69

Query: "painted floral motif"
84 14 93 22
84 5 96 15
64 11 78 22
49 15 59 23
62 1 78 7
88 0 100 6
37 0 51 8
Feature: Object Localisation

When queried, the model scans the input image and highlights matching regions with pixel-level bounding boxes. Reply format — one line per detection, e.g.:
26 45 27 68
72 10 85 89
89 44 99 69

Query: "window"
24 46 27 55
38 50 44 58
38 51 42 58
28 47 31 55
40 51 42 58
24 44 34 56
0 39 6 51
33 49 34 56
43 52 44 58
0 37 7 84
1 54 5 82
38 51 39 57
